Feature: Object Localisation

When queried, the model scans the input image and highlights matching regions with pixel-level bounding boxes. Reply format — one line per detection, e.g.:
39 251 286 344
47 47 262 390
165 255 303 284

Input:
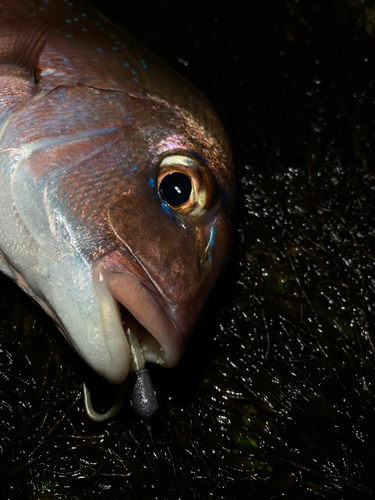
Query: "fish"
0 0 235 418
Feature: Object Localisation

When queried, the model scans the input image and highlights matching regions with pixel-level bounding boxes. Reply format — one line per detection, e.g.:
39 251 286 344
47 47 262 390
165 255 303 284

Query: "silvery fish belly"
0 0 235 392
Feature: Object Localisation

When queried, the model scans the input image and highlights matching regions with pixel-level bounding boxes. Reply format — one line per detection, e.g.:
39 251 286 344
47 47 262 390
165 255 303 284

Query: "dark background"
1 0 375 498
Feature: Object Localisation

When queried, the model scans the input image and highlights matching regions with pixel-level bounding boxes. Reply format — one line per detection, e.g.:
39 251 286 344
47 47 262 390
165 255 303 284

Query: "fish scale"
0 0 235 419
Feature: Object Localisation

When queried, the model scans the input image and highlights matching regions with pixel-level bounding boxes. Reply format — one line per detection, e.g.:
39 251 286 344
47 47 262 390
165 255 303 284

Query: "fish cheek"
107 184 231 323
108 196 201 299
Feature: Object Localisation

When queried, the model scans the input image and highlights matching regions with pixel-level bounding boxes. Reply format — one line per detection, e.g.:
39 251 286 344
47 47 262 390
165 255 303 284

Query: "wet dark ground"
1 0 375 498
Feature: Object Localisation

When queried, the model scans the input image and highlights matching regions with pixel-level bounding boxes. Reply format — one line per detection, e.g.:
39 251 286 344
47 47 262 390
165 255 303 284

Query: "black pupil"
159 172 192 206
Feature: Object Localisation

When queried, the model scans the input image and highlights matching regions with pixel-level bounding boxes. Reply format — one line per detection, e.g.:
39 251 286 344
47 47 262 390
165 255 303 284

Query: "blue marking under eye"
208 228 216 248
205 227 216 263
132 70 138 75
124 62 129 67
97 48 105 53
73 17 78 21
65 19 72 23
81 12 87 17
133 78 139 83
112 47 118 50
66 34 71 38
82 27 87 32
149 178 155 187
110 33 117 38
161 202 172 216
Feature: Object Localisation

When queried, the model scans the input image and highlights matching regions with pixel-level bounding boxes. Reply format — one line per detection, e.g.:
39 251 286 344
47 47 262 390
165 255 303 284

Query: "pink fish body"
0 0 235 400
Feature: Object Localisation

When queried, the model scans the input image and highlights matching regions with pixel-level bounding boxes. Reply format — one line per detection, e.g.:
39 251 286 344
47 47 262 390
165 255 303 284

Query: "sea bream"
0 0 235 418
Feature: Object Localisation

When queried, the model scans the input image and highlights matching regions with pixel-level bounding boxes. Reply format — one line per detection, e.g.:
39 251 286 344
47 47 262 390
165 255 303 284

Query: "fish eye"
159 172 192 207
157 154 217 215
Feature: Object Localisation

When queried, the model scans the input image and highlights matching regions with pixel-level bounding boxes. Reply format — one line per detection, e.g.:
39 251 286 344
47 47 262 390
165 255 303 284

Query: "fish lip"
93 252 186 377
106 271 186 368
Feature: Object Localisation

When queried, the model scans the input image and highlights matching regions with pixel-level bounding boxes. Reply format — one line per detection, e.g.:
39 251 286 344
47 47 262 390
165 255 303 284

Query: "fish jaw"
0 245 132 385
89 274 132 383
93 252 187 373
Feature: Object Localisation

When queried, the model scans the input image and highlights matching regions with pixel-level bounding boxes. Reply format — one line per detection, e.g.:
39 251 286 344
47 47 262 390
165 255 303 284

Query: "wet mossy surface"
1 0 375 498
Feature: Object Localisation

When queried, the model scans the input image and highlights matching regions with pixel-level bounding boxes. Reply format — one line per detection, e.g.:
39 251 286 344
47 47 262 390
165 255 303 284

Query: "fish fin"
0 17 50 82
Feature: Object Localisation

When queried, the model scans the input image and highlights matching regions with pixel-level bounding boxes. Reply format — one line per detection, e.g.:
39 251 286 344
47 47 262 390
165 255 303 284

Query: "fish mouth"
93 259 186 384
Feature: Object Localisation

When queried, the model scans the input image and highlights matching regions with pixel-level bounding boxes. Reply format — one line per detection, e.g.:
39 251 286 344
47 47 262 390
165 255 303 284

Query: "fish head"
96 112 233 370
88 90 235 383
3 78 234 385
